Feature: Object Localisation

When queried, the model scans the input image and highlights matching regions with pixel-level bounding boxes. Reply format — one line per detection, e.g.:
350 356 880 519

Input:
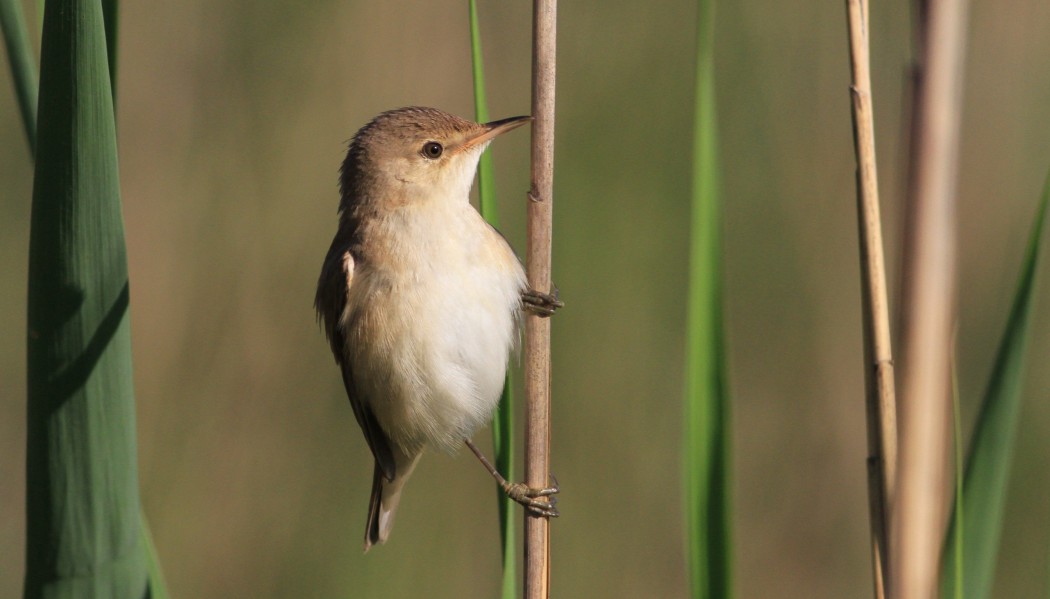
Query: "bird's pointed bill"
458 116 532 152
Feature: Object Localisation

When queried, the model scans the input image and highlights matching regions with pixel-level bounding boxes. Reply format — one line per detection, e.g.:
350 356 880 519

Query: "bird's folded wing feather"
315 240 396 481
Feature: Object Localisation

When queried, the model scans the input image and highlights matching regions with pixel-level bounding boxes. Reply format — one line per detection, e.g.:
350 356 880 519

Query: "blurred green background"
4 1 1050 597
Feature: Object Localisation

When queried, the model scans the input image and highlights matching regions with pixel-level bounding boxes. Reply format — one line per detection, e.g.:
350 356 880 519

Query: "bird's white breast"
342 200 525 454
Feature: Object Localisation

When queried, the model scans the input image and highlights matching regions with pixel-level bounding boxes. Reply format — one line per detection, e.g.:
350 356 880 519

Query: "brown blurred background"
4 1 1050 597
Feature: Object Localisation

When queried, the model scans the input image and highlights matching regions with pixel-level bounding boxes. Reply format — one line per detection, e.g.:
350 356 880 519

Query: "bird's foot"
522 287 564 317
503 474 560 518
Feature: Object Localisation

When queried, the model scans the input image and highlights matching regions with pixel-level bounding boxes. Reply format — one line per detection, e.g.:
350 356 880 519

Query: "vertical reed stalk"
685 0 731 597
893 1 969 597
525 0 557 597
844 1 897 596
949 347 963 599
0 0 39 152
468 1 517 596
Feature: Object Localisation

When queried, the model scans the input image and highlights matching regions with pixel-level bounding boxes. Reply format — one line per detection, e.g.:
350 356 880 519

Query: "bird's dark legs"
464 438 559 518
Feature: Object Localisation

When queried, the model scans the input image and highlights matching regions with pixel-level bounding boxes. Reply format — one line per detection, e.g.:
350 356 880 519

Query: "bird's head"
340 107 530 210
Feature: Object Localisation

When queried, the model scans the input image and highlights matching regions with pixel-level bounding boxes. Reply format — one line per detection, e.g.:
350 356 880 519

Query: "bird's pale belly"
344 255 523 454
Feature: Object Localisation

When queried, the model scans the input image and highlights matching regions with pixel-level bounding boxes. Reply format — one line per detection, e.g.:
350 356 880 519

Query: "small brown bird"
315 107 561 550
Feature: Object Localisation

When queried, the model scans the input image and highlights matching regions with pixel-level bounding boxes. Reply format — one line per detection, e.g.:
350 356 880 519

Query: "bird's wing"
315 240 396 481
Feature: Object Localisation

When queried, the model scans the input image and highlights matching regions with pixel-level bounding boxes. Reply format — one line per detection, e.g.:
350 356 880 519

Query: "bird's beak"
457 115 532 152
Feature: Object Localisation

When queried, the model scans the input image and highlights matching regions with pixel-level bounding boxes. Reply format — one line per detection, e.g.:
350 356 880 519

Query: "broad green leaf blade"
23 0 150 596
469 2 515 597
685 0 730 598
0 0 39 153
940 173 1050 599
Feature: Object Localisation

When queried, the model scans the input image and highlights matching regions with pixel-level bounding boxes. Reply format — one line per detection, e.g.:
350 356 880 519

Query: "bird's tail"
364 453 420 551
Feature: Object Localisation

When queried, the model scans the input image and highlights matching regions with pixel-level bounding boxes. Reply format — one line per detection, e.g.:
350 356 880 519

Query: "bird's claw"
504 475 560 518
522 286 564 317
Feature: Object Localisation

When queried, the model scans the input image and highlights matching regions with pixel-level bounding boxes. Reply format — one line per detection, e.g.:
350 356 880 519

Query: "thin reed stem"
949 345 963 599
685 1 731 597
0 0 39 152
845 1 897 596
468 2 518 596
524 0 557 597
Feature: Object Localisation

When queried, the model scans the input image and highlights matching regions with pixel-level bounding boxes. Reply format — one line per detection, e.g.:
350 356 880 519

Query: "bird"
315 106 562 551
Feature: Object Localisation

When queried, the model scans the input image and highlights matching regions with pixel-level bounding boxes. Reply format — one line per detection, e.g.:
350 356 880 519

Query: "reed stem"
845 1 897 596
524 0 557 597
893 1 969 597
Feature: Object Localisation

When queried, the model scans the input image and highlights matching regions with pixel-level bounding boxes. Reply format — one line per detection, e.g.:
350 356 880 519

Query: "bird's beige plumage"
315 107 533 550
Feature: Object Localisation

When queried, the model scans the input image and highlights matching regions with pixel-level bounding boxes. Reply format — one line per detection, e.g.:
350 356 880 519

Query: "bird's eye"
421 141 443 159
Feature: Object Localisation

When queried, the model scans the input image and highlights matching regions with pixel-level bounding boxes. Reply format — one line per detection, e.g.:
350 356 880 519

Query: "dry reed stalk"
525 0 558 597
892 0 969 597
845 1 897 597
